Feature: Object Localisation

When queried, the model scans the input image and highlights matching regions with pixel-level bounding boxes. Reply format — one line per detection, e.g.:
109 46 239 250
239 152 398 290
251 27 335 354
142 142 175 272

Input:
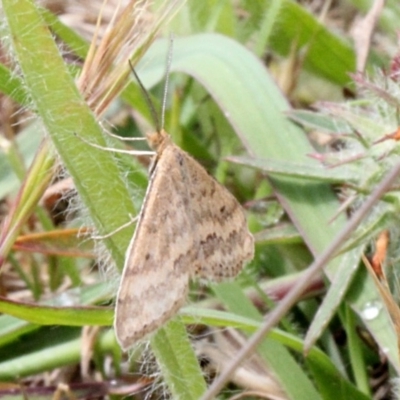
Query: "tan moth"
114 54 254 351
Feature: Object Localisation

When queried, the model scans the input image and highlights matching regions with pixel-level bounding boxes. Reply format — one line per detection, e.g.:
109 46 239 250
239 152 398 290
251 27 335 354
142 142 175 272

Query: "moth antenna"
161 34 174 131
128 60 161 133
129 34 174 133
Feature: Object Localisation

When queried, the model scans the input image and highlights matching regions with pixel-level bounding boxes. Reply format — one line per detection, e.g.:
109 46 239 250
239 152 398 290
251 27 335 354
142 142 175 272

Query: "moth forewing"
114 131 254 349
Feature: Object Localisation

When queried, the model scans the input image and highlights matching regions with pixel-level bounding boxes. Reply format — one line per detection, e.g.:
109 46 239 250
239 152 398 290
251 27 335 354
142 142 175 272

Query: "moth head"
146 129 170 152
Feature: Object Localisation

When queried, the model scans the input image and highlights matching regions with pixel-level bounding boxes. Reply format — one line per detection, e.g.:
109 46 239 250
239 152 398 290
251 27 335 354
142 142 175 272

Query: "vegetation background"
0 0 399 399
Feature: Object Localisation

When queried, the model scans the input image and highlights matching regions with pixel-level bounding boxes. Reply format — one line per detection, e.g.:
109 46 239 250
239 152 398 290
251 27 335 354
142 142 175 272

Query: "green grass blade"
3 0 135 267
0 297 113 326
151 320 207 399
304 247 365 351
229 155 360 183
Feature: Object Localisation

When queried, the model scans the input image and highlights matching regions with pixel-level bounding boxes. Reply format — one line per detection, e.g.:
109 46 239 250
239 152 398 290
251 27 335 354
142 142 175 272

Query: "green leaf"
152 320 207 399
0 297 113 327
229 155 360 184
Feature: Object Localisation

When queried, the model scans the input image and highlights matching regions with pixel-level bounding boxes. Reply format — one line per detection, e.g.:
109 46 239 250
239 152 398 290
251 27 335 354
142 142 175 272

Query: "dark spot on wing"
177 152 184 166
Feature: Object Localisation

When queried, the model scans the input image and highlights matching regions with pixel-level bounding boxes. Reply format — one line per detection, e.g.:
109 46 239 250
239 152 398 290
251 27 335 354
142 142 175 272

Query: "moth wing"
114 141 254 349
179 151 254 281
114 144 194 350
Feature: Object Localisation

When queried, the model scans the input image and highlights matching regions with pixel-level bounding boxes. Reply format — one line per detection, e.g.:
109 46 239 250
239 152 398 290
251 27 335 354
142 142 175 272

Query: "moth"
113 53 254 350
